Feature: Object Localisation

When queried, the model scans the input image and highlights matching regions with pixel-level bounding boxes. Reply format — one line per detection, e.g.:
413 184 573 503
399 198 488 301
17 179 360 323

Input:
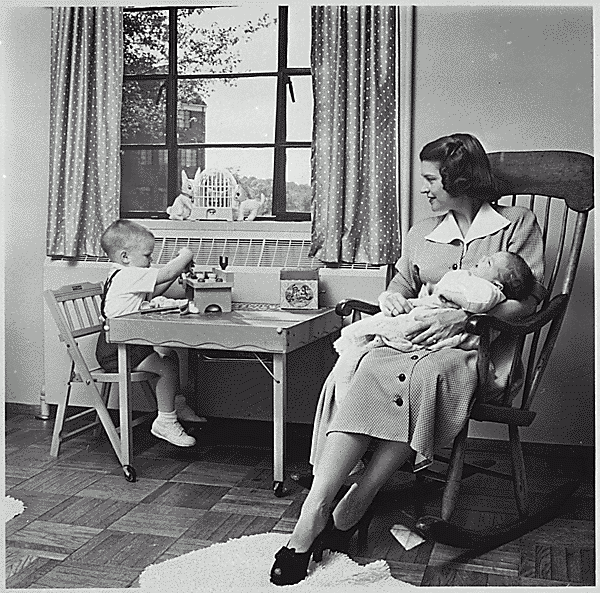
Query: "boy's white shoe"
174 395 207 423
151 418 196 447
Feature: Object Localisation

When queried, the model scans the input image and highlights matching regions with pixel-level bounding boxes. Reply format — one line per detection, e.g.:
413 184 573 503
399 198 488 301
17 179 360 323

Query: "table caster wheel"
273 481 286 497
123 465 137 482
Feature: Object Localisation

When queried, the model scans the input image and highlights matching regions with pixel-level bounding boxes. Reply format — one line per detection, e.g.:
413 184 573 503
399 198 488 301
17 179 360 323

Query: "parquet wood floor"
5 403 594 588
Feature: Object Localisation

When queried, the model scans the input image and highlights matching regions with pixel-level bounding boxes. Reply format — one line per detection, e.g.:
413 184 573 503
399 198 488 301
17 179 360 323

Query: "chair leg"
441 421 469 521
93 383 112 439
509 424 528 517
50 380 73 457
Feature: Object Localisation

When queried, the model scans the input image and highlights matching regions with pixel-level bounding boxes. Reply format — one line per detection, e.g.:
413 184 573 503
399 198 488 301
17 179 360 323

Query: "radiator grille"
51 237 315 268
153 237 317 268
49 237 384 269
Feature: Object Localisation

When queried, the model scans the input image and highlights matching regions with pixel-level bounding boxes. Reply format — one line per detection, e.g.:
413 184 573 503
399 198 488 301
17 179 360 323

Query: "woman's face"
420 160 453 213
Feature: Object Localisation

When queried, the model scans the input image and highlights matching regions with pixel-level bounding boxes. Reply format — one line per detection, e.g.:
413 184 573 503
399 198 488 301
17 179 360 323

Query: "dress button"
411 355 418 360
452 263 458 270
395 397 403 406
398 373 406 381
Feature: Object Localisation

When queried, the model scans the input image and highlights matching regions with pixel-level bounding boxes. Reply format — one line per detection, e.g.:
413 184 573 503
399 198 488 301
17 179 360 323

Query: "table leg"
272 353 287 497
118 344 136 482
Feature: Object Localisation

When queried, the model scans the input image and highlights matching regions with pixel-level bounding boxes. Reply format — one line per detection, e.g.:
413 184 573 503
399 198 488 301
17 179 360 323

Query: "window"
121 5 312 221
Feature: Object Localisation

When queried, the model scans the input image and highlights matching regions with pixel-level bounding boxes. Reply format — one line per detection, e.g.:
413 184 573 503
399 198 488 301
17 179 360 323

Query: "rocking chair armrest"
335 299 381 318
464 294 569 337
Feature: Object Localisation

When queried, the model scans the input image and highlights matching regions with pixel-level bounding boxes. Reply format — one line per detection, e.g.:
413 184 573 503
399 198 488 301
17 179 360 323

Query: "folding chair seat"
335 150 593 549
43 281 155 479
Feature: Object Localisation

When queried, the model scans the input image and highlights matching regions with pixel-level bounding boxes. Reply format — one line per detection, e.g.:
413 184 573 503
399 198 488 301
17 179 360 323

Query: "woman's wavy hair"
419 133 499 203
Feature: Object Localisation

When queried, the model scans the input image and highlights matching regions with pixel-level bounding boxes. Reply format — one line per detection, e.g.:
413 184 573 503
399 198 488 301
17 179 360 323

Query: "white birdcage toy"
190 168 236 221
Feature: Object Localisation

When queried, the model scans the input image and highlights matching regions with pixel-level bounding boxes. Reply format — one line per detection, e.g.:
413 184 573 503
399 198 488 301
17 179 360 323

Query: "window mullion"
272 5 288 219
167 8 178 204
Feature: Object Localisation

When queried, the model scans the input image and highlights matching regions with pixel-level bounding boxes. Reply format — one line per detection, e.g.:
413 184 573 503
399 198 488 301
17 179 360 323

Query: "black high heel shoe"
325 504 376 555
270 515 334 586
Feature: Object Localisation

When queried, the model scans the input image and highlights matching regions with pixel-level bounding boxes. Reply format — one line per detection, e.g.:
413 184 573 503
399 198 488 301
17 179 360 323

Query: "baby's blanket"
332 308 479 405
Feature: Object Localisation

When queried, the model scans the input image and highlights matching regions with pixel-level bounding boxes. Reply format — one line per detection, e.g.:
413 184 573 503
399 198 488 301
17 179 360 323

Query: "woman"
270 133 546 586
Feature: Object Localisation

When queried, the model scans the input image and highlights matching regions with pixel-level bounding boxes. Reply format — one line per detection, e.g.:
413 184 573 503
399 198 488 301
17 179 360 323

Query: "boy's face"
121 235 155 268
470 252 509 284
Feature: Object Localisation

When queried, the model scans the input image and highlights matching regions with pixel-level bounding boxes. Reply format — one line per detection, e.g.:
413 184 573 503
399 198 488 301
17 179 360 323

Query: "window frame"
121 5 312 221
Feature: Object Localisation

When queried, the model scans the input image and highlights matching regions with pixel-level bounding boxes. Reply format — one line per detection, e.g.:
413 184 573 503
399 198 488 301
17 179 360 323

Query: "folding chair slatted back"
43 281 155 465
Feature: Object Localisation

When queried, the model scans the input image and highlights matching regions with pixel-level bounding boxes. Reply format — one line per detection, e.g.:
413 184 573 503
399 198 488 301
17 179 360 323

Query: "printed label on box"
280 280 319 309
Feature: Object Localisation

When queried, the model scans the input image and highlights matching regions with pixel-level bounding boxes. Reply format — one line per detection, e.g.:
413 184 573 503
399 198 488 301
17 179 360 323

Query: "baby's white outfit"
332 270 506 404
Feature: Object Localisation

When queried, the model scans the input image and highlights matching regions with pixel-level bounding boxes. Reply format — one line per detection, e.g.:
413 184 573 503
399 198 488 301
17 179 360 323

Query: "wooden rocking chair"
335 150 593 549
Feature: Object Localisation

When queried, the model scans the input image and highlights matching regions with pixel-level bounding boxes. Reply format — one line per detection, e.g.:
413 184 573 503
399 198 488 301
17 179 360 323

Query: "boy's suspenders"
100 270 120 329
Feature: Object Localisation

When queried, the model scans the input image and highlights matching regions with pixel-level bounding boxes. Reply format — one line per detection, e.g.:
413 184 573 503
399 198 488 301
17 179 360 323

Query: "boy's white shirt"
103 264 159 319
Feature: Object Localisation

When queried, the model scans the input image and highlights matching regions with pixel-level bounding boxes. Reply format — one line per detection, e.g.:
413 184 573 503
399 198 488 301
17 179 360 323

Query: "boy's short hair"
497 252 535 301
100 219 154 259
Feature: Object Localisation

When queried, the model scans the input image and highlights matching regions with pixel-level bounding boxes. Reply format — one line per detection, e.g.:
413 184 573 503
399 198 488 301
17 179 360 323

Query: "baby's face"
470 252 509 283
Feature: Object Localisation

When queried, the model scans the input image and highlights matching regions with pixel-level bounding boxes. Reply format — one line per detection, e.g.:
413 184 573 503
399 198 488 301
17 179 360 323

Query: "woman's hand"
378 291 414 317
405 308 469 346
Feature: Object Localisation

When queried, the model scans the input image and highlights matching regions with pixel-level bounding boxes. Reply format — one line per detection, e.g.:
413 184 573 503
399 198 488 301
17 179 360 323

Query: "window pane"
122 80 166 144
177 7 278 75
177 149 206 179
121 149 168 213
286 148 311 212
178 78 276 144
124 10 169 75
288 6 311 68
287 75 313 142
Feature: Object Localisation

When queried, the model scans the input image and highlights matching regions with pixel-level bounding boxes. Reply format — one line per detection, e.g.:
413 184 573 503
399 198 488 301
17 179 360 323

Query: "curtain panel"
309 5 404 265
46 7 123 257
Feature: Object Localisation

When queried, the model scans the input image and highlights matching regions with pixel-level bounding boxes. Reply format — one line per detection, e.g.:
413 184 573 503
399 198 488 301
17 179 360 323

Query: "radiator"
43 226 388 420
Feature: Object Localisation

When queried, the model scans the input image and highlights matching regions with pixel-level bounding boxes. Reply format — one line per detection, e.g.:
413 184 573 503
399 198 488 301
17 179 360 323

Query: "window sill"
141 218 311 236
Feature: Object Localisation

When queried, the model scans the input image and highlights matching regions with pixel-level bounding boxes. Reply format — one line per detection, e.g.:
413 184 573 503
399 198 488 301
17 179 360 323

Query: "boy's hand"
178 247 194 260
177 247 194 272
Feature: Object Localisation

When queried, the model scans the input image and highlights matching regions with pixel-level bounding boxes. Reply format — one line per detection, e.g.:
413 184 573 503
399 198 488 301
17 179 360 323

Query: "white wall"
411 6 594 446
2 7 51 406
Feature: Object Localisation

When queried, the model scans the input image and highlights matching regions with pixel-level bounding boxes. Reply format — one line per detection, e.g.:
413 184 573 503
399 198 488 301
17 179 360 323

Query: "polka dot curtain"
309 6 402 265
46 7 123 257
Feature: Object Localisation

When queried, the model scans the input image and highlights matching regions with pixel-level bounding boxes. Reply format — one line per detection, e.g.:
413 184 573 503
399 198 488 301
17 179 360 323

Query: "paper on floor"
390 524 425 550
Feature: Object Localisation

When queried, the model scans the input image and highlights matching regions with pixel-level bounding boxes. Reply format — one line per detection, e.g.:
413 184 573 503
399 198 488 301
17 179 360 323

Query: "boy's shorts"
95 331 155 373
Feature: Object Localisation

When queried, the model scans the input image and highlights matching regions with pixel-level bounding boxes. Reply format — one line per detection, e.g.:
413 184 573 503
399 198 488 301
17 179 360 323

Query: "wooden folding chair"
336 150 593 549
44 281 156 481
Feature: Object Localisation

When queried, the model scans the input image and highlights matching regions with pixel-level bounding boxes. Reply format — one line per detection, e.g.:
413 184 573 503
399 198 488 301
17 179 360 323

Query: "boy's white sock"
157 410 178 423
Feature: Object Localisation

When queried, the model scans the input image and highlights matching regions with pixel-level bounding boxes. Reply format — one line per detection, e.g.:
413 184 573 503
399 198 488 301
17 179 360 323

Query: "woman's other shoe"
270 516 334 586
326 503 375 555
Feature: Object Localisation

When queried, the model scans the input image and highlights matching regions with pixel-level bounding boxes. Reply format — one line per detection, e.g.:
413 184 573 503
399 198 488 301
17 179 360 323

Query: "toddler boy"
95 219 202 446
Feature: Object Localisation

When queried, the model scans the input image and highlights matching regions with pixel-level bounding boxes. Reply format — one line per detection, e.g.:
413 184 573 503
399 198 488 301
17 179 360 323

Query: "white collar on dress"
425 202 510 246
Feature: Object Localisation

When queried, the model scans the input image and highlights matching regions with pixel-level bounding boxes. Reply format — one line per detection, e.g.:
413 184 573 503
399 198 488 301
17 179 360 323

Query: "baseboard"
6 402 594 463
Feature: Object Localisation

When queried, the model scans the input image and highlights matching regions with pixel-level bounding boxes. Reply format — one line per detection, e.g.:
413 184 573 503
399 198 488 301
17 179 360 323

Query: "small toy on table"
182 266 234 314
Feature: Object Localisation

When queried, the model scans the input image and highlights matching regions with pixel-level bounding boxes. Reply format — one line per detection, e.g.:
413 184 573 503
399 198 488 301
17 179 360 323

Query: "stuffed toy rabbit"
166 170 199 220
235 182 267 221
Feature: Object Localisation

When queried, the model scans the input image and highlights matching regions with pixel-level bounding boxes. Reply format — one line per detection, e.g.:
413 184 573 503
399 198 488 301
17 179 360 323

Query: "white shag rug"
139 532 414 592
5 496 25 522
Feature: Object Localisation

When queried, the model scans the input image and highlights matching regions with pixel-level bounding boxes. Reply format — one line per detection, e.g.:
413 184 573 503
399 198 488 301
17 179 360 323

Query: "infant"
336 251 534 354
